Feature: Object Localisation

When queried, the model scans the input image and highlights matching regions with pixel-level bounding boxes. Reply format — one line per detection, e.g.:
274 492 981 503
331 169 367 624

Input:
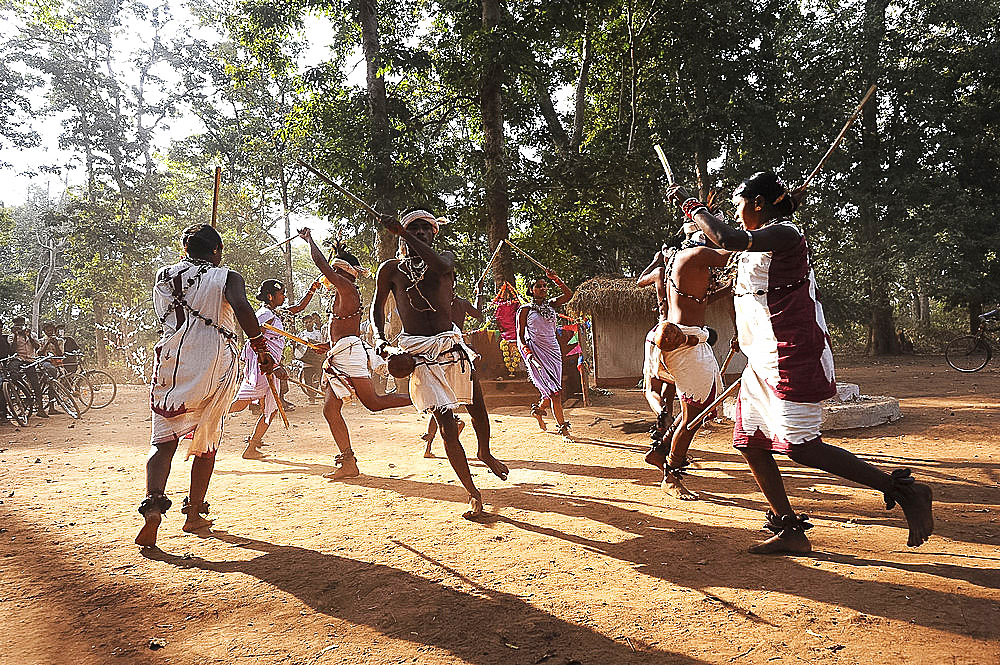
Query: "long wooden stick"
297 159 382 219
262 323 325 350
260 234 299 255
802 84 877 189
686 377 741 431
286 375 324 396
476 241 505 288
653 144 676 185
505 239 549 272
211 166 222 228
265 373 290 428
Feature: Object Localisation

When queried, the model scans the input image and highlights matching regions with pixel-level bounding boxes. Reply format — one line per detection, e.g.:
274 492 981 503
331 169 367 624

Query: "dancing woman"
668 172 933 553
517 270 573 434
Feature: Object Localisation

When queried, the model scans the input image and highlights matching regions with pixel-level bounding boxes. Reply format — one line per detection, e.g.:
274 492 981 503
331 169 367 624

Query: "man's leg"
739 446 811 554
182 450 215 532
435 407 485 519
24 368 47 418
551 391 570 435
786 442 933 547
422 416 438 457
321 387 359 480
662 400 699 500
466 373 508 480
242 413 270 459
229 398 251 413
136 437 178 547
644 378 675 469
351 377 412 411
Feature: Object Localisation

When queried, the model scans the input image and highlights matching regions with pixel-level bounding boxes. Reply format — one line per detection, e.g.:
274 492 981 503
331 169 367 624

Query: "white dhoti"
644 324 675 385
322 336 388 401
734 366 823 453
660 325 722 409
396 326 477 414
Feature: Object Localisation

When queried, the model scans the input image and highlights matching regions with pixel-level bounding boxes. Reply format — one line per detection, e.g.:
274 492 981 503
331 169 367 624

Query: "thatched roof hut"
567 277 657 319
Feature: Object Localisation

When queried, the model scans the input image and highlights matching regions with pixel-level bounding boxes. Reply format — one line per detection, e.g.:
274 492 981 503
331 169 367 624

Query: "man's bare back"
665 246 730 328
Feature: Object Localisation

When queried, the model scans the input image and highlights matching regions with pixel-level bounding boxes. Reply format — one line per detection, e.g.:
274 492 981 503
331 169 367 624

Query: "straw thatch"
567 276 657 318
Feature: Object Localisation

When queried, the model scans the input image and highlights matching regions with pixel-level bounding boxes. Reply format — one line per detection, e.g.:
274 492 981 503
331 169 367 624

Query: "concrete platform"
722 382 901 431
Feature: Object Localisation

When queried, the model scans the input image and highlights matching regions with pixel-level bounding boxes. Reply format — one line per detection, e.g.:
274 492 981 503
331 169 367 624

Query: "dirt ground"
0 355 997 665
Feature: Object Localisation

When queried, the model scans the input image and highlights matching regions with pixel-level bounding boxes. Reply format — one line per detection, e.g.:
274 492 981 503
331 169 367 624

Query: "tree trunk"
481 0 514 288
918 293 930 327
859 0 897 355
570 21 592 152
278 165 294 301
94 301 108 368
360 0 398 263
970 300 982 334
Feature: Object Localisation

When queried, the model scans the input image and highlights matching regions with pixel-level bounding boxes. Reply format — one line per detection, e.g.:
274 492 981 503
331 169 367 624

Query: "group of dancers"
137 171 934 556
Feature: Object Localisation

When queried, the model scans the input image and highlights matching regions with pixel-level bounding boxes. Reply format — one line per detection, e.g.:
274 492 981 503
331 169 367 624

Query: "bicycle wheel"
67 374 94 414
945 335 991 372
3 380 30 426
83 370 117 408
48 381 80 419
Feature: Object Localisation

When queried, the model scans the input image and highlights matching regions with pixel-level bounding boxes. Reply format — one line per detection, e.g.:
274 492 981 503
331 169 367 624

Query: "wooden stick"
802 84 877 189
260 234 299 255
262 323 325 350
653 144 676 185
505 239 549 272
297 159 382 219
476 241 505 288
211 166 222 228
686 378 741 431
719 343 738 375
265 373 289 428
285 375 324 396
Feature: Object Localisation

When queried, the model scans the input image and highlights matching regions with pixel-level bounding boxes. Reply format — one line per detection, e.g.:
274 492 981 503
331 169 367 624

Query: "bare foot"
182 515 214 533
457 419 466 436
530 405 547 431
477 453 509 481
462 495 485 520
135 513 161 548
242 446 266 460
644 446 666 470
661 473 698 500
899 482 934 546
423 445 434 459
748 530 812 555
323 454 360 480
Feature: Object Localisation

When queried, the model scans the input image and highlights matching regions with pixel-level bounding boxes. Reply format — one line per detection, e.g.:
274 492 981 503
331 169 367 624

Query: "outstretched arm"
546 269 573 307
299 228 358 298
667 185 800 253
286 281 319 314
636 250 664 288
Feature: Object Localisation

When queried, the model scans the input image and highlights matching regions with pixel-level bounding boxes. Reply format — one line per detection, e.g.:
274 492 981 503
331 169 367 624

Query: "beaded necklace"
330 281 364 321
397 257 437 312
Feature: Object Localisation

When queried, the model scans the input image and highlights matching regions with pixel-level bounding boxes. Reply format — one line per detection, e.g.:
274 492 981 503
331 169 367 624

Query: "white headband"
331 258 369 279
400 209 450 233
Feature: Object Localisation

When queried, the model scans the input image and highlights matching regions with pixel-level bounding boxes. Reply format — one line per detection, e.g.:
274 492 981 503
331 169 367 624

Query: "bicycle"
63 351 117 409
945 309 998 372
50 356 95 414
0 355 32 425
10 355 82 419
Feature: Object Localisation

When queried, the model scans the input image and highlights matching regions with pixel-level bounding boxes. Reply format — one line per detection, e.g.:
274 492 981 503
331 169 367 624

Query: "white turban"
400 209 451 233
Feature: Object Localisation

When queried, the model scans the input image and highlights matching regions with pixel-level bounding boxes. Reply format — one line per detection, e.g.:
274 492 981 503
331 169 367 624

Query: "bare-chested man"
298 228 412 480
421 276 485 458
645 223 730 500
371 209 508 519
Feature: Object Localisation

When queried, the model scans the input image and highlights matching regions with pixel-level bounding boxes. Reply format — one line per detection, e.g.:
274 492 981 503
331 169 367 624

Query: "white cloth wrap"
659 325 720 405
322 336 388 402
396 325 477 414
643 324 675 384
737 366 823 445
150 261 240 458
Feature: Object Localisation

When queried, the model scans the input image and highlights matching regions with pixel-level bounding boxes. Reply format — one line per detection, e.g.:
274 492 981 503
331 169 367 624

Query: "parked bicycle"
62 351 117 409
945 309 999 372
2 354 81 420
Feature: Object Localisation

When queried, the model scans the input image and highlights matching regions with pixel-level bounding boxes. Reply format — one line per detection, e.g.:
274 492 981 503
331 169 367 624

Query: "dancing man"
421 275 485 457
517 272 573 435
229 278 318 458
637 242 677 468
669 172 934 552
371 209 508 519
298 228 411 480
138 224 276 547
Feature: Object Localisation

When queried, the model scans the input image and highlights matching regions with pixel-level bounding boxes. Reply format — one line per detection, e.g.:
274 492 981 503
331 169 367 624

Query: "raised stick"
505 239 549 272
653 144 676 185
262 323 325 350
297 159 382 219
260 234 299 255
476 241 505 288
265 373 290 428
686 378 741 431
211 166 222 228
802 84 877 189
